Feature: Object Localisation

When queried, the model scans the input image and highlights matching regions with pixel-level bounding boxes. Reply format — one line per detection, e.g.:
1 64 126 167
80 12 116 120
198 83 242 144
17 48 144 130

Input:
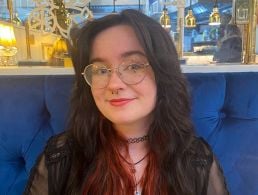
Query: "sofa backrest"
0 75 73 194
0 72 258 195
187 72 258 195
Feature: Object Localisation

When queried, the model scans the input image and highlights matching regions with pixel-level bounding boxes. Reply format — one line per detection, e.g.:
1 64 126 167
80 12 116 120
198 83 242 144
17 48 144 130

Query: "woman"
24 9 228 195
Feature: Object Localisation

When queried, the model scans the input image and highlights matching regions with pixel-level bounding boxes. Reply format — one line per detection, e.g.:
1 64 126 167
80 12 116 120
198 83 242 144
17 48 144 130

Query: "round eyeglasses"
82 62 149 89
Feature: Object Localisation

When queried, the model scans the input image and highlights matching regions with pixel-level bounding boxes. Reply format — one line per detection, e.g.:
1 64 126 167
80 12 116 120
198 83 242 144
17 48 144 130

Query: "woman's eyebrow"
121 50 146 58
90 51 146 64
89 57 105 64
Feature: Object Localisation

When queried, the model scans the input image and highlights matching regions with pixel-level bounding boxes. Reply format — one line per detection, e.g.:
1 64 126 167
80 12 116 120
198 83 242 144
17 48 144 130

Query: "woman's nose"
106 69 125 89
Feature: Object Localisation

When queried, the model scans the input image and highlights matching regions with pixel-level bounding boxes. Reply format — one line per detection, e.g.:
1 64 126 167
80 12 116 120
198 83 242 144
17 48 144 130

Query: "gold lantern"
209 0 221 25
160 7 171 29
185 0 196 28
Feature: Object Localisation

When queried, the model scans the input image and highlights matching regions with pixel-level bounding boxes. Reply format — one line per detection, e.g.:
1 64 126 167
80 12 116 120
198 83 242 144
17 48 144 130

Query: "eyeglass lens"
83 61 148 89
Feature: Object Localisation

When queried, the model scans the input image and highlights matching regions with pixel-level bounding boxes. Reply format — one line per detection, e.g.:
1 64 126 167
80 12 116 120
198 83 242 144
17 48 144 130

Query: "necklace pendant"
135 191 141 195
130 166 136 173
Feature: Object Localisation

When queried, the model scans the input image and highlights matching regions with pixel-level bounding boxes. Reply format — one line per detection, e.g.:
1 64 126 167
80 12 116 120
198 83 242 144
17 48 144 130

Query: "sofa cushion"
212 118 258 195
0 75 74 195
224 72 258 119
0 76 46 194
44 75 74 134
186 73 226 139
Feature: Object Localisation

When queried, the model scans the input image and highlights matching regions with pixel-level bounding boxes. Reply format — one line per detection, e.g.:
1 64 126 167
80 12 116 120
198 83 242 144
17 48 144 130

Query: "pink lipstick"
109 98 135 106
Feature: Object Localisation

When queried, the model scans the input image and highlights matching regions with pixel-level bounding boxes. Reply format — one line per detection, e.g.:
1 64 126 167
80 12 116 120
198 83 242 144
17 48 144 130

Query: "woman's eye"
93 68 108 75
126 63 144 72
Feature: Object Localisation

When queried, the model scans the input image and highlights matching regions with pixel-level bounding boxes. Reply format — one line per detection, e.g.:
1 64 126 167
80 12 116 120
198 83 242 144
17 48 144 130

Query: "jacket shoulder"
187 137 214 168
45 132 73 165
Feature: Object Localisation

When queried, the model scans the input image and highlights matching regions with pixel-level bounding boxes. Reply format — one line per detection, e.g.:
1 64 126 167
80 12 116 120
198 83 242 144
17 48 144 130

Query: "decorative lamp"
209 0 221 25
53 37 68 58
185 0 196 28
0 24 17 66
160 7 171 29
49 37 71 66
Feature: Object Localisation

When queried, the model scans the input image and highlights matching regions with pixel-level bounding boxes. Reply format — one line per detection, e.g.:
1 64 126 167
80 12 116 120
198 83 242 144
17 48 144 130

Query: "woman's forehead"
89 25 146 62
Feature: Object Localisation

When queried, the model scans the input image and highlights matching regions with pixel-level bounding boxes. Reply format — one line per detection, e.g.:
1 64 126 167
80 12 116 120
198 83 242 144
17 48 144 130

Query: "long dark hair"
66 9 195 194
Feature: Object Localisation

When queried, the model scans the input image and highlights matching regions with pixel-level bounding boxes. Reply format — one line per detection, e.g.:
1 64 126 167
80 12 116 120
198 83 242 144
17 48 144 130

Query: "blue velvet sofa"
0 72 258 195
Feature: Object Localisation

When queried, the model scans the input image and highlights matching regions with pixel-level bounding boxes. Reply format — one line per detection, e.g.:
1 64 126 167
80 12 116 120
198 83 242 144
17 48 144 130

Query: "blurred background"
0 0 257 66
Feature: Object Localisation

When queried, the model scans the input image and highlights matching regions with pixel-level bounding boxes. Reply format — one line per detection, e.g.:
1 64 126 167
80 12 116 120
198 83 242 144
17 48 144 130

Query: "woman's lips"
109 98 135 106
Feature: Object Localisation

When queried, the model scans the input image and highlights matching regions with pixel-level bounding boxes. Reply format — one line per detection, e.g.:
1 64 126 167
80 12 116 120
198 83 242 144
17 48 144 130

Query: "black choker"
127 135 149 144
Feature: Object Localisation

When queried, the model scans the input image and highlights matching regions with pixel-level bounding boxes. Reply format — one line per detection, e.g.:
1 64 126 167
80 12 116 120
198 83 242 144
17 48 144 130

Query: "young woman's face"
89 25 157 131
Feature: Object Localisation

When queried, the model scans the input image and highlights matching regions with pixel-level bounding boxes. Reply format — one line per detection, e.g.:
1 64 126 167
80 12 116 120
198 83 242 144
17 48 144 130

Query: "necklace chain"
119 153 148 195
120 152 149 166
119 135 148 195
127 135 149 144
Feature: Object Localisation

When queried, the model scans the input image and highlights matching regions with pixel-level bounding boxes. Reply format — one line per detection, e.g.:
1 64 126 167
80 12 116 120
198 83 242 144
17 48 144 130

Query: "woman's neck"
113 120 150 139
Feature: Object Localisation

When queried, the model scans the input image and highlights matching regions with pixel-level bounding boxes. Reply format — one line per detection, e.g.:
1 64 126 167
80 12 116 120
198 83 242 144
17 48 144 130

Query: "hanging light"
185 0 196 28
209 0 221 25
160 6 171 29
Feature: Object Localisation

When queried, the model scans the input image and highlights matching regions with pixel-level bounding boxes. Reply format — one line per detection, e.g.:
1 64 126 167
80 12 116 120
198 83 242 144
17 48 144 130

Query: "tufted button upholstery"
0 73 258 195
187 73 226 139
188 72 258 195
0 75 73 195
